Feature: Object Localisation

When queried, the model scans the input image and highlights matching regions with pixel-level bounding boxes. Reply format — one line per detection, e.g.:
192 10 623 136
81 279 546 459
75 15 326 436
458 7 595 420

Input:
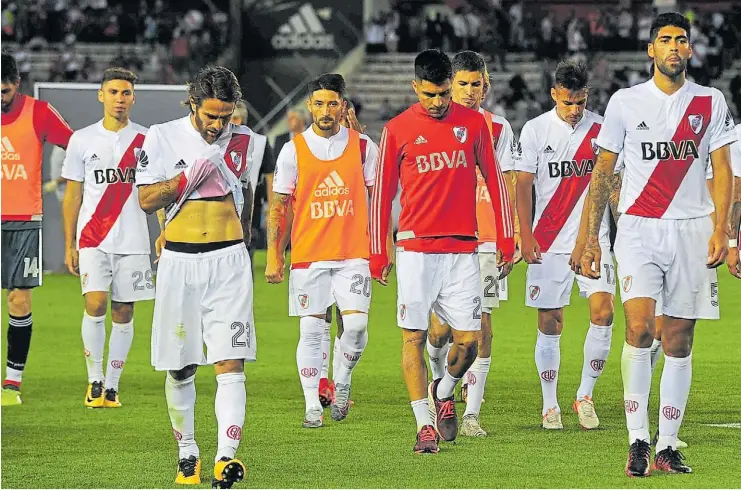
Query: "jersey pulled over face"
516 108 610 253
597 80 737 219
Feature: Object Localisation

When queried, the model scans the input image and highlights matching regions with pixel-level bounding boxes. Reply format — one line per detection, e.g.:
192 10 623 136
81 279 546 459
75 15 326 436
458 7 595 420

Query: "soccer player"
1 52 73 406
370 49 514 454
136 66 255 487
425 51 518 437
516 60 617 431
580 13 736 476
60 68 152 408
265 74 378 427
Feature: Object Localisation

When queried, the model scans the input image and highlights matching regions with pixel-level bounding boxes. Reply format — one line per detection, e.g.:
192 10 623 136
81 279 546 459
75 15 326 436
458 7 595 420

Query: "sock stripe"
8 316 32 328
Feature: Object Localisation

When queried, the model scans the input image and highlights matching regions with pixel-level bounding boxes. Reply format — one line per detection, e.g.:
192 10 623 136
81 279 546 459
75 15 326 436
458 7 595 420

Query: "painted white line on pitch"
701 423 741 429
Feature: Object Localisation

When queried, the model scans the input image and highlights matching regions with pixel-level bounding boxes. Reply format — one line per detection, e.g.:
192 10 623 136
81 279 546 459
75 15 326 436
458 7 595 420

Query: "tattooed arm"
265 191 292 283
579 149 619 279
609 173 622 223
726 176 741 278
138 174 184 214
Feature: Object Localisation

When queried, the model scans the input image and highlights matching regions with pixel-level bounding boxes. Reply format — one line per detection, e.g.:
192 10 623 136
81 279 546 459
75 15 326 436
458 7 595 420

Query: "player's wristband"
730 239 739 248
175 173 188 200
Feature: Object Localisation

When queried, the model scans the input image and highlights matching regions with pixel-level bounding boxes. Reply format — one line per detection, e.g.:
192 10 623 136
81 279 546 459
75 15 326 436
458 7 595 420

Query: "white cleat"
573 397 600 430
302 407 323 428
542 407 563 430
460 414 487 437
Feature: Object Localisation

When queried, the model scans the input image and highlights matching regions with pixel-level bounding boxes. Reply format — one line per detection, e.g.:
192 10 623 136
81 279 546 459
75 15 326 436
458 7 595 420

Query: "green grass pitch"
2 252 741 488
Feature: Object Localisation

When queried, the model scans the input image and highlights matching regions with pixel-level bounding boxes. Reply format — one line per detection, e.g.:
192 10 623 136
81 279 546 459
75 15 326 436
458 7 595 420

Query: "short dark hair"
1 52 20 84
188 66 242 110
650 12 691 42
101 67 137 86
307 73 346 98
452 51 486 76
414 49 452 85
554 60 589 91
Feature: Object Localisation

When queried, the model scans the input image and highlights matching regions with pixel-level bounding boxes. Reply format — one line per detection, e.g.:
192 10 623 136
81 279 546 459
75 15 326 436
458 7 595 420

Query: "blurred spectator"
366 16 386 53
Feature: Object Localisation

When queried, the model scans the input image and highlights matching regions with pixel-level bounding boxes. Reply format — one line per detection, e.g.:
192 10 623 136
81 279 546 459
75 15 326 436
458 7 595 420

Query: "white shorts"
525 249 616 309
615 215 719 320
288 261 371 317
396 250 482 332
78 248 155 302
151 243 256 371
478 252 500 313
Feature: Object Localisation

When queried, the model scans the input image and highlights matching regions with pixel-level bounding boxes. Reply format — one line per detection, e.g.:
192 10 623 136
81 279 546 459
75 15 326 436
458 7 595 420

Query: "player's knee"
111 302 134 324
402 328 427 350
427 313 450 348
6 289 31 316
625 321 654 348
214 359 245 374
452 331 478 361
169 364 198 380
659 319 694 357
589 294 614 326
537 309 563 335
299 316 325 345
84 292 108 317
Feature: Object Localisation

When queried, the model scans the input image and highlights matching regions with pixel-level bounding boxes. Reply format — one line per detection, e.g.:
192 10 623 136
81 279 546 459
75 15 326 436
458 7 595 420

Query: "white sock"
657 353 692 452
576 323 612 400
332 336 341 378
81 311 106 383
426 338 449 381
105 320 133 391
5 367 23 384
215 372 246 462
650 339 663 373
165 374 199 459
296 316 324 411
621 342 652 444
535 331 561 415
463 356 491 417
436 369 461 400
334 313 368 385
411 399 432 430
320 320 331 379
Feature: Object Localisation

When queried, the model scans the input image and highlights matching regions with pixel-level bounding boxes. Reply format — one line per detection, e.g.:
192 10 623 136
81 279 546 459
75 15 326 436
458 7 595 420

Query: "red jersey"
370 102 514 277
1 93 72 148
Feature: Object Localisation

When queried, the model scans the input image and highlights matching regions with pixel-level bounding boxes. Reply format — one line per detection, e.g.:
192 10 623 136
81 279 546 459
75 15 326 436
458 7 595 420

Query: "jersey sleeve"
496 118 515 172
135 125 168 186
475 117 514 259
370 126 401 261
707 91 737 153
272 140 298 194
60 132 84 182
361 135 379 186
514 121 538 174
240 133 256 188
596 90 626 154
35 101 73 149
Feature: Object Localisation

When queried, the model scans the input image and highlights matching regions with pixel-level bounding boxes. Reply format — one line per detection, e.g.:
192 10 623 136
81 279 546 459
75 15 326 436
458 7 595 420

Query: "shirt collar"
97 118 130 135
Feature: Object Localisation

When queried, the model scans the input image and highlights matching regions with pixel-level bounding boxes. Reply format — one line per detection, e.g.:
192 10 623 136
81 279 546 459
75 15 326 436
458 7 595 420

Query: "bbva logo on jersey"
415 150 468 173
94 168 136 185
641 140 699 161
548 159 595 178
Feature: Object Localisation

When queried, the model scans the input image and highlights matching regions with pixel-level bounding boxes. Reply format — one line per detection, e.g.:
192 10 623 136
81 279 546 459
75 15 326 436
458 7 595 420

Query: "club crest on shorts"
230 150 244 172
399 304 407 320
81 273 88 287
688 114 703 135
529 285 540 301
622 275 632 293
453 126 468 143
298 294 309 309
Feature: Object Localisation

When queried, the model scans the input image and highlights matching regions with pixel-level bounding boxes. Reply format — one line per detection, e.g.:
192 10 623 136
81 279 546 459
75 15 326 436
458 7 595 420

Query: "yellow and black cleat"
84 381 105 408
175 456 201 485
103 388 122 408
212 457 246 488
1 386 22 406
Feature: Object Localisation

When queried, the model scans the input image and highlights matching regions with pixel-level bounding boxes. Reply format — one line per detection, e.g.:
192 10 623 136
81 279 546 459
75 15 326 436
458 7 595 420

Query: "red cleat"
319 378 335 408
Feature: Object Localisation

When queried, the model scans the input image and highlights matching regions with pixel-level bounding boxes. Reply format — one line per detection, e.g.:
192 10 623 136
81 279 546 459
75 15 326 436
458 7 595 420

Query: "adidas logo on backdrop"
272 3 335 50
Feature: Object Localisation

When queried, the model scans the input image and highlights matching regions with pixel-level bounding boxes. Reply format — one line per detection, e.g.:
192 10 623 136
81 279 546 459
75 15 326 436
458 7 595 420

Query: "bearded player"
581 13 736 476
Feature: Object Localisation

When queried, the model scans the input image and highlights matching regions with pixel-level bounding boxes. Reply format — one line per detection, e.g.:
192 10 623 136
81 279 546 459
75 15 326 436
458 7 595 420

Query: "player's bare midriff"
165 194 243 243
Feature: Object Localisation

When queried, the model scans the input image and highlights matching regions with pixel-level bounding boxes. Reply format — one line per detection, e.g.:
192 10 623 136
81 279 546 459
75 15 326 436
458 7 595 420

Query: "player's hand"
43 180 58 193
496 249 513 279
265 254 285 284
346 108 366 133
520 233 542 264
513 232 522 264
706 229 728 269
579 241 602 279
370 253 391 286
154 232 166 264
65 246 79 276
570 240 586 275
727 246 741 279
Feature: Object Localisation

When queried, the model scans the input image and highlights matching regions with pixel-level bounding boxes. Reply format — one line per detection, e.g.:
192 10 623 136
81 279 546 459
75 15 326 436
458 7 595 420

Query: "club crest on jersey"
591 138 598 155
298 294 309 309
688 114 703 135
230 151 244 172
453 126 468 143
529 285 540 301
